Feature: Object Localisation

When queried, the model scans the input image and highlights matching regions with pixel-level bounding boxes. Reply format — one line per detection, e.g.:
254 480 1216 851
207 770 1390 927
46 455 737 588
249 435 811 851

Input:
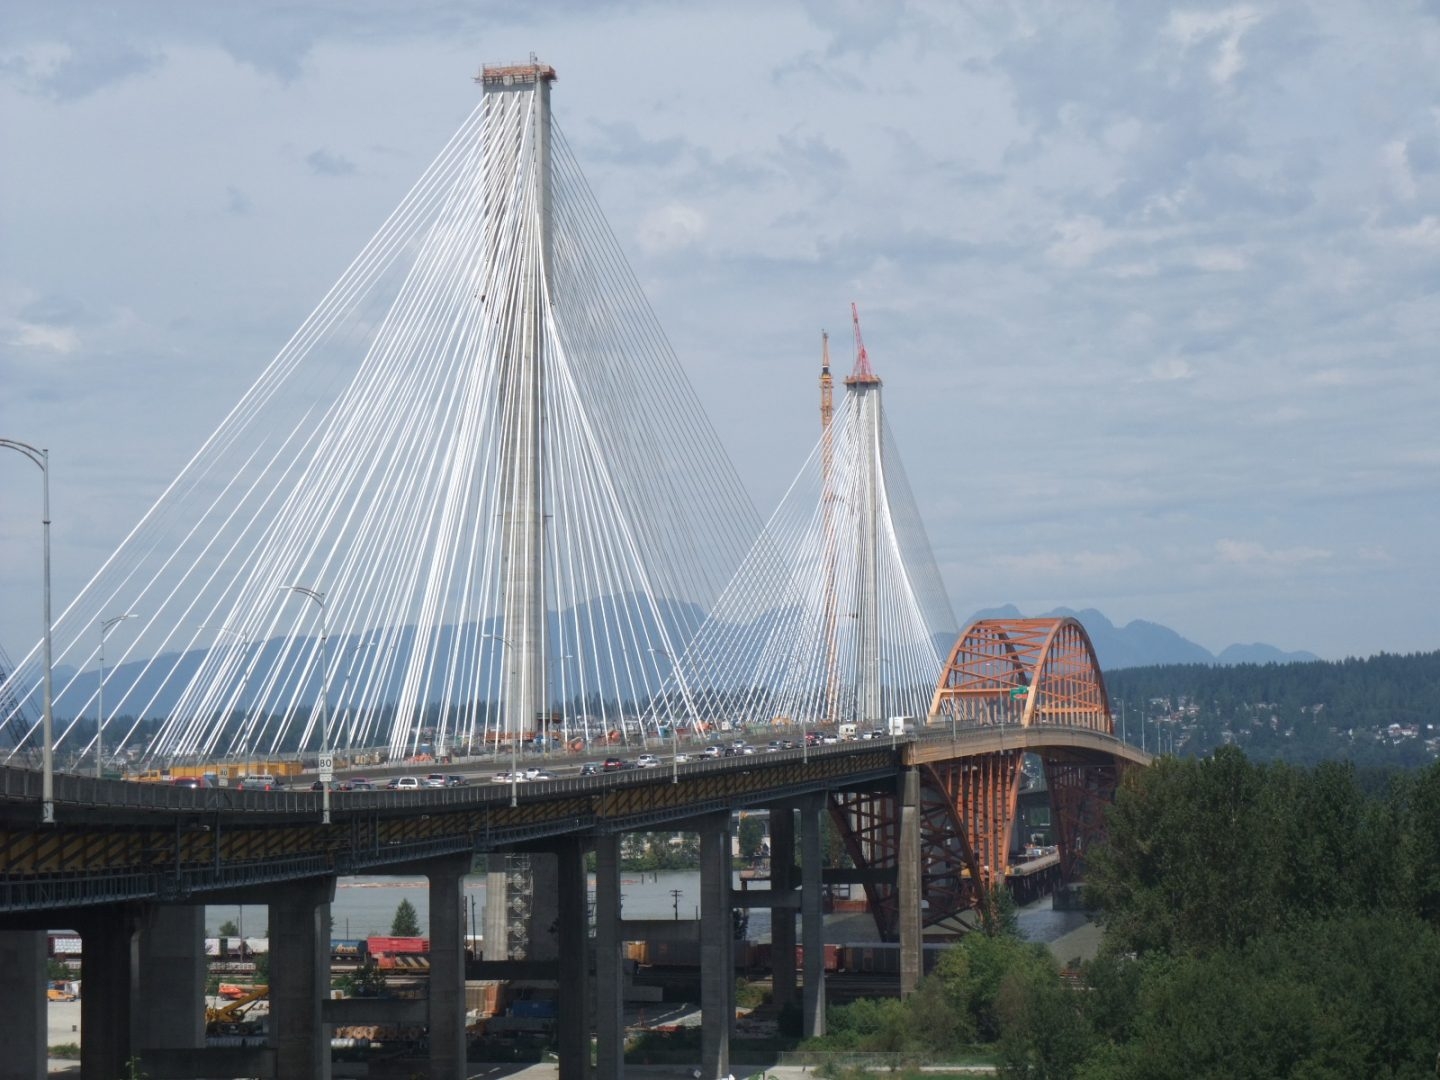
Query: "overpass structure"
0 616 1148 1080
1 52 1147 1080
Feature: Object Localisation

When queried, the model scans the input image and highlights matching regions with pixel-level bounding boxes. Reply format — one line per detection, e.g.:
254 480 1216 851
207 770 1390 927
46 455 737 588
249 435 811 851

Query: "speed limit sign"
319 754 334 782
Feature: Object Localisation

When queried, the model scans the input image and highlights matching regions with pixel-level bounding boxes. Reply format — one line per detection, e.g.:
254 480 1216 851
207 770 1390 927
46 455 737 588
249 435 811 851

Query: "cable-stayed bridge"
2 61 953 770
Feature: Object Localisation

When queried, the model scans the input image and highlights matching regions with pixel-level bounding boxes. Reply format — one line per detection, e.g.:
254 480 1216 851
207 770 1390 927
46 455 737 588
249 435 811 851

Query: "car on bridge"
386 776 421 790
601 757 628 771
234 775 282 791
635 754 660 768
423 774 447 788
701 745 721 759
579 762 599 776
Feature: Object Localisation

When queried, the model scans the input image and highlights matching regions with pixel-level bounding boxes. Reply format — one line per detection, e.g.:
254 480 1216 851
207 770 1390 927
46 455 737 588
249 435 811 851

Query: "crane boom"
845 302 880 385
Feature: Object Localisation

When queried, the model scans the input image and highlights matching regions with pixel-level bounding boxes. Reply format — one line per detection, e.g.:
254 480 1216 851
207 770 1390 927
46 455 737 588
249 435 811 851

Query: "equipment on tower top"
845 302 881 386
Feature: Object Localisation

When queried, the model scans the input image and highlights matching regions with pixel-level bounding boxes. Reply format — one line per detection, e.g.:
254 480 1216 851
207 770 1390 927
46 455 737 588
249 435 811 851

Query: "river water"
206 869 1090 946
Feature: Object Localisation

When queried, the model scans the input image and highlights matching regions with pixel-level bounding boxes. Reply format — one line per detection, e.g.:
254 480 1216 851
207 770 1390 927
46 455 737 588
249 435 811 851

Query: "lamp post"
648 648 684 784
1 438 55 825
281 585 331 824
96 612 138 778
484 633 520 806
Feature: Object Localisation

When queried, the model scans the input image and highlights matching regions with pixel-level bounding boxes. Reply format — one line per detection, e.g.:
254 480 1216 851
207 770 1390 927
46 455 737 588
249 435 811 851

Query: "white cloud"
11 321 79 353
1215 539 1330 568
1191 248 1247 272
637 203 707 255
1148 357 1194 381
1164 6 1262 86
1045 215 1114 268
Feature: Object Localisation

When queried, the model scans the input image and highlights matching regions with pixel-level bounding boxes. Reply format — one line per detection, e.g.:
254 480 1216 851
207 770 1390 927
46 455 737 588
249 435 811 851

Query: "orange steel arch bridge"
826 616 1149 936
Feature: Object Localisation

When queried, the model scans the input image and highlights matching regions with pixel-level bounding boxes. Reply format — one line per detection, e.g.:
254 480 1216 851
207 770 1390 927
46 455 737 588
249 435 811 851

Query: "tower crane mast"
820 330 834 431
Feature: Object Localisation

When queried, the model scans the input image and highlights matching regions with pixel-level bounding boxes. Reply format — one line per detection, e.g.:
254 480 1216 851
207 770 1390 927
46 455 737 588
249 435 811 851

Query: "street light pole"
97 612 138 779
484 633 519 806
282 585 331 825
2 439 55 824
648 648 683 784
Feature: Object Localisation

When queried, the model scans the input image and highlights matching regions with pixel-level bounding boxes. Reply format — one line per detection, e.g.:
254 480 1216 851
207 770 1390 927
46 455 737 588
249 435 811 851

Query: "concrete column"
428 855 472 1080
898 768 923 997
529 852 561 961
800 796 826 1037
79 903 139 1080
769 804 796 1008
593 834 624 1080
135 905 206 1052
484 857 511 960
0 930 47 1080
699 813 734 1080
556 840 591 1080
269 878 334 1080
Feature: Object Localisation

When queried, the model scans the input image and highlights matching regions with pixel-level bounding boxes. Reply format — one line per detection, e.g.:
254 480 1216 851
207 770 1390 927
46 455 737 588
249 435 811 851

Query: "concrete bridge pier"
898 767 922 998
554 838 591 1080
136 904 207 1052
800 796 826 1037
0 930 47 1080
593 833 624 1080
269 877 335 1079
427 855 472 1080
769 804 797 1009
699 812 735 1080
77 902 141 1080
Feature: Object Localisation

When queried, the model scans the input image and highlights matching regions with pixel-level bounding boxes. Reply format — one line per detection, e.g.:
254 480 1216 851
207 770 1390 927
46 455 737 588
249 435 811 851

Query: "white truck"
887 715 917 737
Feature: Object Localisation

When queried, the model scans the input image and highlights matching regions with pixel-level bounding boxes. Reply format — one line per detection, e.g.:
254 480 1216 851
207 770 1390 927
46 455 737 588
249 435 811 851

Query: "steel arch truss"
930 617 1113 732
826 755 1022 939
828 788 901 939
1044 761 1120 882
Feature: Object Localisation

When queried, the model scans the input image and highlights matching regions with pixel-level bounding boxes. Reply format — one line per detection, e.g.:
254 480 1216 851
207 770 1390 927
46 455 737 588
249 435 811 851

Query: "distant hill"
963 605 1317 671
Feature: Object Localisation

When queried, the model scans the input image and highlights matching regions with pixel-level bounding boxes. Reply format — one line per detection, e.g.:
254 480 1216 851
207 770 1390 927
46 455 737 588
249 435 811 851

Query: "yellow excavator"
205 985 269 1035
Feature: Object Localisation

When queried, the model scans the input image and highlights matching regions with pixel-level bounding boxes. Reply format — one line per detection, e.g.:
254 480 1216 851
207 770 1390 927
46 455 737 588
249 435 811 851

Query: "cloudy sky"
2 0 1438 662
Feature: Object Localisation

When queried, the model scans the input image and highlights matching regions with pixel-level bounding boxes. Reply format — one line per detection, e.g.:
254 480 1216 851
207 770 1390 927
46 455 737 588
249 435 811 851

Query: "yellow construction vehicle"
205 984 269 1035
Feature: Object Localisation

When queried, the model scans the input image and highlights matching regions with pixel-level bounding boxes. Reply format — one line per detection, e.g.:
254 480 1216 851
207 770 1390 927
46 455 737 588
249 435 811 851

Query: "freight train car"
331 938 370 962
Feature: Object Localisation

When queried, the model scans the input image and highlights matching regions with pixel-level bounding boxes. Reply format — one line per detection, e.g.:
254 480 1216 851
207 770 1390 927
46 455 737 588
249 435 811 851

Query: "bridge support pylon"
769 804 797 1008
78 902 141 1080
897 768 922 997
552 839 591 1080
269 877 335 1080
594 834 624 1080
136 905 207 1052
0 930 46 1080
699 813 735 1078
800 796 827 1037
427 855 472 1080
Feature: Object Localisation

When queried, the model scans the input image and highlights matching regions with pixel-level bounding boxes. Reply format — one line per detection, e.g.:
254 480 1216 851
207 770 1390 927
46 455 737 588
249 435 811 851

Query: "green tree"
391 898 421 937
218 919 240 937
737 814 766 858
996 962 1094 1080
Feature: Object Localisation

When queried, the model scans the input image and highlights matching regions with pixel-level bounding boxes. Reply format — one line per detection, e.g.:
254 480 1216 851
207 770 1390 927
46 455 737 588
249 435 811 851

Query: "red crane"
847 302 879 384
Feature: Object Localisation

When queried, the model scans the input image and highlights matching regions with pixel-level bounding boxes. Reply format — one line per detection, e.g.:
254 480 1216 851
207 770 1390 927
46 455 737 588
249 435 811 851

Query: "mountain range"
966 605 1318 671
14 602 1315 727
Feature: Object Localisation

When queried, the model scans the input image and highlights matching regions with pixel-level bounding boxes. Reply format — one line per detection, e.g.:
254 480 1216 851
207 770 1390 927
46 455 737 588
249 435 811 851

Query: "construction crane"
819 329 834 431
846 302 881 386
206 984 269 1035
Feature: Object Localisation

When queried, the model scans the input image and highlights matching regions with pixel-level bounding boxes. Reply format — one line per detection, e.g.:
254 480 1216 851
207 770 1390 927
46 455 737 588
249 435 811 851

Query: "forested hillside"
1104 650 1440 766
